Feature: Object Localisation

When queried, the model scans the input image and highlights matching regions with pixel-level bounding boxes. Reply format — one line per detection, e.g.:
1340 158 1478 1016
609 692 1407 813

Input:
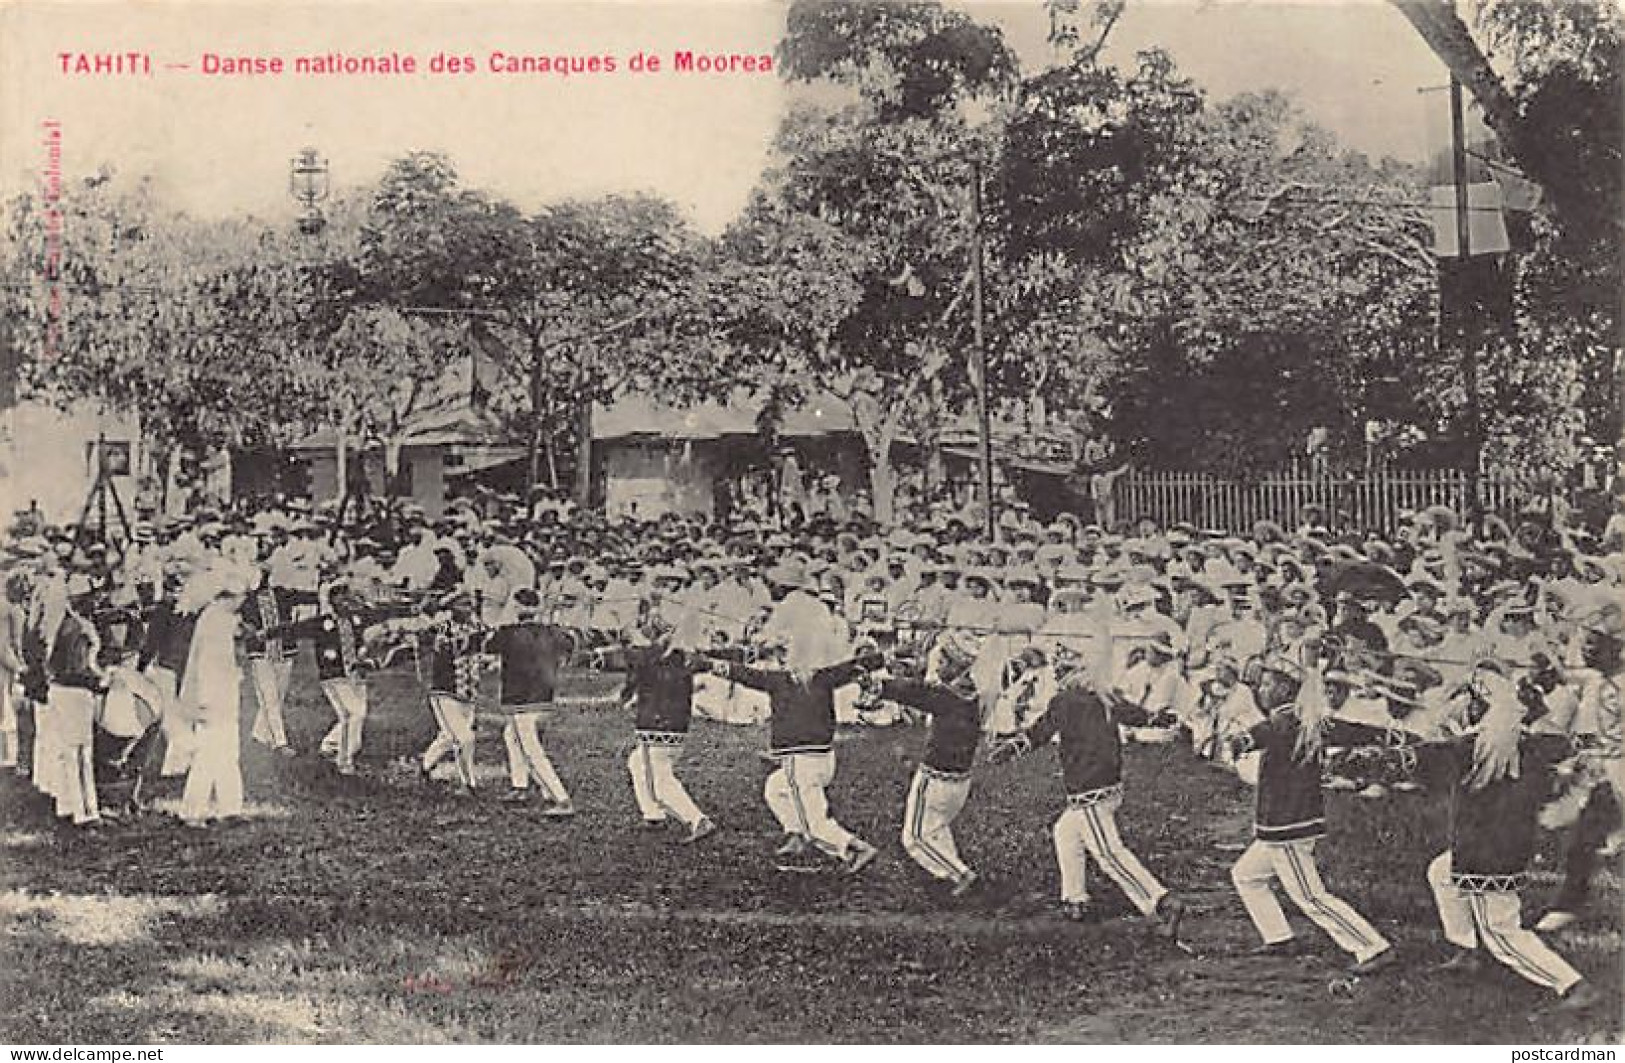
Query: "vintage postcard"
0 0 1620 1049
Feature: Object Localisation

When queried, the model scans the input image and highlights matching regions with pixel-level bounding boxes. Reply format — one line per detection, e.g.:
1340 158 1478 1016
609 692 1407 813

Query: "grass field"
1 658 1620 1044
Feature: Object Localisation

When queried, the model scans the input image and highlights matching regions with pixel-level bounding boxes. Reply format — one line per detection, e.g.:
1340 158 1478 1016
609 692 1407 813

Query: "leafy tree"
468 193 706 501
1382 1 1621 484
718 0 1022 525
2 171 324 509
343 156 515 496
987 44 1443 474
1389 0 1622 248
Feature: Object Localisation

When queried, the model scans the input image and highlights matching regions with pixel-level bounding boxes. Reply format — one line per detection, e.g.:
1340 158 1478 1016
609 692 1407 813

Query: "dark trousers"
129 723 169 808
13 698 35 774
1554 782 1622 911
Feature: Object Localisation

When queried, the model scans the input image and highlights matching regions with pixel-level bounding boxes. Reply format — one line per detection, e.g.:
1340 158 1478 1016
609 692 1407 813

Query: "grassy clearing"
1 659 1619 1043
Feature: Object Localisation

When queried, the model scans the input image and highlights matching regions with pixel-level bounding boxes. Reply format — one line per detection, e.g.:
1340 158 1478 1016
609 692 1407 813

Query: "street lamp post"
288 147 343 508
289 146 331 237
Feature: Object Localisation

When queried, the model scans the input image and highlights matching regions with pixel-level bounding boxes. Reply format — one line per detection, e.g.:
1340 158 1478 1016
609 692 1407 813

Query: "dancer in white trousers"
35 579 105 827
319 677 369 775
1428 852 1583 994
602 605 714 840
1412 666 1598 1011
242 585 306 755
881 665 985 896
712 647 883 874
1227 655 1393 972
141 569 209 781
276 583 379 776
485 589 578 815
990 659 1185 936
416 596 488 794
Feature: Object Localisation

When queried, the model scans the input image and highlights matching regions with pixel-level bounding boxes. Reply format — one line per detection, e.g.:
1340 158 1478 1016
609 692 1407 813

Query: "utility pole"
969 158 996 542
1449 77 1484 526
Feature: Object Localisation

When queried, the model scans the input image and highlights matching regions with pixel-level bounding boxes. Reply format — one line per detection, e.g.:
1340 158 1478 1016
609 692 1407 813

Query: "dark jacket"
240 587 315 661
89 604 144 666
619 645 704 741
1237 709 1387 843
274 608 384 682
881 679 980 776
719 654 880 755
1021 684 1123 803
485 623 575 708
47 612 105 692
141 600 198 675
1418 732 1572 889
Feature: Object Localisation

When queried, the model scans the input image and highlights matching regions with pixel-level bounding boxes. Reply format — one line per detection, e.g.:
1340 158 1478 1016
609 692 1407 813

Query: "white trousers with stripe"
422 694 478 788
249 657 293 750
901 768 973 884
627 741 704 827
765 751 856 858
318 678 368 770
1053 795 1167 915
503 713 570 802
1427 851 1581 995
1231 837 1389 962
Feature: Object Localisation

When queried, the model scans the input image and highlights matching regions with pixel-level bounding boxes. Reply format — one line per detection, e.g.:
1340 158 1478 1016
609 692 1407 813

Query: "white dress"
179 602 244 821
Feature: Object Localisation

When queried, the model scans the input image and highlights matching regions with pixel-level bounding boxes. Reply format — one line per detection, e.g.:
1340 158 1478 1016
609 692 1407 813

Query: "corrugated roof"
445 447 528 478
593 389 859 441
290 418 498 452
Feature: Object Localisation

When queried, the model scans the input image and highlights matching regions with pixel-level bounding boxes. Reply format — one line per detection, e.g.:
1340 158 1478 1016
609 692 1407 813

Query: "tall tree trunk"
335 425 348 508
864 414 903 528
528 421 545 496
848 389 907 528
575 398 593 507
153 439 171 518
526 343 546 492
868 438 896 527
384 436 405 498
163 445 183 519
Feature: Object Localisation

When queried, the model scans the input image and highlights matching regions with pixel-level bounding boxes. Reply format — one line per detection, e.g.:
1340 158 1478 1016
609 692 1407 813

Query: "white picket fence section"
1118 462 1535 535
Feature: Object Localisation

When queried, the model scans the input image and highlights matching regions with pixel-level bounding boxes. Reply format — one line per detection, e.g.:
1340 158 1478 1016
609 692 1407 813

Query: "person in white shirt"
391 527 442 590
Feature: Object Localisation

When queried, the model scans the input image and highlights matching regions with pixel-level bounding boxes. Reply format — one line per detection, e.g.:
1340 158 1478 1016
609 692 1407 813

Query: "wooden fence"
1117 463 1534 536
